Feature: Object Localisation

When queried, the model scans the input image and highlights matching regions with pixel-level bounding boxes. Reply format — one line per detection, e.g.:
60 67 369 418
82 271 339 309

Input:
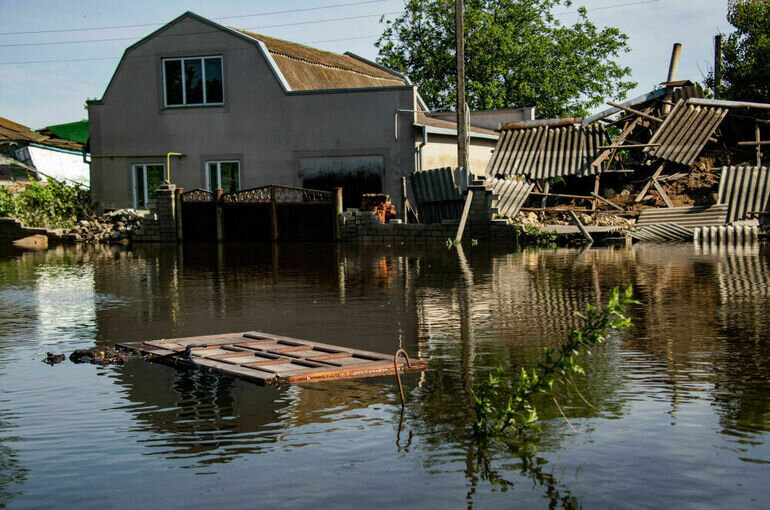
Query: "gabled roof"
232 29 408 91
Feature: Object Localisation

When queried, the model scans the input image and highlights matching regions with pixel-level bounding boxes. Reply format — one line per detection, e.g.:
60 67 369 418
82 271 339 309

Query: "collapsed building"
406 46 770 244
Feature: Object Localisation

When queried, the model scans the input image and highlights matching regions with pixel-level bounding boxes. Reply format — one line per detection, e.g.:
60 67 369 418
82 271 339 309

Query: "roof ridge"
269 50 403 82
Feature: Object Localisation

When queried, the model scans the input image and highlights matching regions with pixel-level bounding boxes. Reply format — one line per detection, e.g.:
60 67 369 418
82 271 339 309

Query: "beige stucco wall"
418 133 497 176
88 15 418 211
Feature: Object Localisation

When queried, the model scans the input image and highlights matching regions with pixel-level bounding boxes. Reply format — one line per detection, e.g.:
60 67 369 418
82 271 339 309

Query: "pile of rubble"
65 209 145 244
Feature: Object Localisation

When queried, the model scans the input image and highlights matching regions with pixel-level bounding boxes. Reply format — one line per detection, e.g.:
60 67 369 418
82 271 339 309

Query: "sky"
0 0 730 129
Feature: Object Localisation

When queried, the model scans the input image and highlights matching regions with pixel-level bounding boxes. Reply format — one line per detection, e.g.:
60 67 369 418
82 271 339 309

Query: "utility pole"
714 34 722 98
455 0 469 171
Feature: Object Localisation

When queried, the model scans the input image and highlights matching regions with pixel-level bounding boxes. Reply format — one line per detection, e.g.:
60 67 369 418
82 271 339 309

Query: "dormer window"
162 56 223 107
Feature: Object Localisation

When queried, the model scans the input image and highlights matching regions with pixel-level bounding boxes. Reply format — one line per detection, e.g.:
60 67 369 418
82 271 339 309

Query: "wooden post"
334 187 343 241
455 190 474 243
714 34 722 98
455 0 469 171
541 180 550 209
756 123 763 167
401 177 408 223
175 187 184 243
270 185 279 242
636 162 666 202
592 174 601 212
215 188 224 242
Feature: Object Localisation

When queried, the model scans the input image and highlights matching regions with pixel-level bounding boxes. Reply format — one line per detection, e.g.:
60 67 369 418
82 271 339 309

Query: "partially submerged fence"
180 185 335 242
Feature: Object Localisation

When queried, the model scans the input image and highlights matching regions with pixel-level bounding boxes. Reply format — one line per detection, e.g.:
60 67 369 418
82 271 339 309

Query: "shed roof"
0 116 83 152
232 29 408 91
414 112 499 136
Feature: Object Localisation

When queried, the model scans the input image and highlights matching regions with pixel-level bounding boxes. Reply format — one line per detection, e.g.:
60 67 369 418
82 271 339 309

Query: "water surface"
0 242 768 508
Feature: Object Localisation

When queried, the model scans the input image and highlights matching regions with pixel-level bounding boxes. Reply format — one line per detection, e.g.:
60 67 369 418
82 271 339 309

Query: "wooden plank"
116 330 423 386
455 190 474 243
652 178 674 208
606 101 664 123
591 192 624 211
569 211 594 243
636 162 666 202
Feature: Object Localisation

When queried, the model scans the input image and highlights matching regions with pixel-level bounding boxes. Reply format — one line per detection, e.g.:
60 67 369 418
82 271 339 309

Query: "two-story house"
87 11 500 211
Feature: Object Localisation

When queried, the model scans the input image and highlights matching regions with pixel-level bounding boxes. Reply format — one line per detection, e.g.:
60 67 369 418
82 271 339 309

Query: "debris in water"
42 352 66 365
69 346 126 365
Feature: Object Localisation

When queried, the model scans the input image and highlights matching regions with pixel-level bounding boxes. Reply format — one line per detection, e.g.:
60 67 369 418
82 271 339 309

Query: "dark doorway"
303 171 382 210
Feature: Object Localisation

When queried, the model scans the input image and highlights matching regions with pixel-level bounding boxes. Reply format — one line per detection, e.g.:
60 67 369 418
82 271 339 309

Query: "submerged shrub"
0 176 95 229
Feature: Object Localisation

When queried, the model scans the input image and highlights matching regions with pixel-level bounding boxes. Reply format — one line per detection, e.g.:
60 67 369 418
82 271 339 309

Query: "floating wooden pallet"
117 331 426 386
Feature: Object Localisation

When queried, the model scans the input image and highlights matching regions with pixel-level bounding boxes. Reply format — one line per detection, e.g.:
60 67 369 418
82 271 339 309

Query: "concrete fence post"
334 187 343 241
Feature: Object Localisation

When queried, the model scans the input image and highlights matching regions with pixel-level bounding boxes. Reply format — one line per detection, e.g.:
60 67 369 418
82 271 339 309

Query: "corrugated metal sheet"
636 204 728 227
486 177 533 218
717 166 770 223
409 167 465 224
486 124 606 179
644 99 728 165
629 223 693 242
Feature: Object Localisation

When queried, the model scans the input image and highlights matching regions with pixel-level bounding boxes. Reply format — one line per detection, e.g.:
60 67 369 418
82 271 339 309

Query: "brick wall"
133 184 178 243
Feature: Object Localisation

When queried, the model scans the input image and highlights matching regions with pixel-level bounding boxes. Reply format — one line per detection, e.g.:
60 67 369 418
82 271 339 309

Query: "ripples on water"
0 242 768 508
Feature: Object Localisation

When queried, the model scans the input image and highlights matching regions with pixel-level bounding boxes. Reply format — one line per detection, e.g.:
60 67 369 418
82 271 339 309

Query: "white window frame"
162 56 224 107
132 163 165 209
205 160 240 192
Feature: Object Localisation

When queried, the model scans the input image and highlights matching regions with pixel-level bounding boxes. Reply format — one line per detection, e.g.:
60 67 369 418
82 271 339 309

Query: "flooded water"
0 241 768 508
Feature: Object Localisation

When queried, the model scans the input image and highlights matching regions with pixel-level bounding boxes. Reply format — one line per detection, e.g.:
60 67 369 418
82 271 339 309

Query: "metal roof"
717 166 770 223
629 223 693 242
644 99 728 166
409 167 465 224
486 177 533 219
486 124 607 180
636 204 728 227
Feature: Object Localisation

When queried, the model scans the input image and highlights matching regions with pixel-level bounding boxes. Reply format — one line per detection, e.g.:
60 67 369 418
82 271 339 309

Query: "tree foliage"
706 0 770 102
376 0 635 118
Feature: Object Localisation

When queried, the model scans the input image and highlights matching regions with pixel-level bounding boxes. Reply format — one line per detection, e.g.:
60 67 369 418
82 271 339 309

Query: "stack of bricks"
360 194 398 224
133 184 178 243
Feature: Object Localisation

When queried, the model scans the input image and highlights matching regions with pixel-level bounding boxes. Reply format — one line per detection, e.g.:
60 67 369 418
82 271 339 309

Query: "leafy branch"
472 285 637 441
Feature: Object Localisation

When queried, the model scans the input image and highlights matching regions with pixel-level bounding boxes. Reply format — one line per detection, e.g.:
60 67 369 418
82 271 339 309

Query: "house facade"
88 12 498 212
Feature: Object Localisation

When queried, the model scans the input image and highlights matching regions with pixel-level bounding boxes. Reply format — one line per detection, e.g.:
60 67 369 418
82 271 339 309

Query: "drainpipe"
417 125 428 172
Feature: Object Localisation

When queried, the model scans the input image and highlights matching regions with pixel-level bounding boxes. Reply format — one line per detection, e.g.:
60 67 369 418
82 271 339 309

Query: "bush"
0 177 95 229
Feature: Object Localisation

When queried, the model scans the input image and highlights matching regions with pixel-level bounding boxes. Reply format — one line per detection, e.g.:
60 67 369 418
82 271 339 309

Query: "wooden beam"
636 162 666 202
606 101 664 123
455 190 473 243
529 191 595 201
569 211 594 243
541 180 550 209
591 192 624 211
652 178 674 208
597 143 661 149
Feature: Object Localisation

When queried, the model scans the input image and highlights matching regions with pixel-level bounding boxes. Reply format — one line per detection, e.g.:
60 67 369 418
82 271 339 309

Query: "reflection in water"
0 242 768 507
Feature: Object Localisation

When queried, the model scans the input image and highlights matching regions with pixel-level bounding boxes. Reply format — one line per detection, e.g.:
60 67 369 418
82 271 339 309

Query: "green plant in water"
445 238 461 248
471 239 478 247
472 286 637 440
0 176 94 229
512 224 559 247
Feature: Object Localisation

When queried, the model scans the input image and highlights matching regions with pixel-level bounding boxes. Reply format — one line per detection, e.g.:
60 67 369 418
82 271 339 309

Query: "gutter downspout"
417 126 428 172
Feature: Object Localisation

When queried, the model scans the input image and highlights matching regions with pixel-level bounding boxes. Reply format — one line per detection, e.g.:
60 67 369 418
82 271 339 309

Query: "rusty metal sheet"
486 124 606 179
717 166 770 223
118 331 426 386
644 99 728 165
486 177 533 219
636 204 728 227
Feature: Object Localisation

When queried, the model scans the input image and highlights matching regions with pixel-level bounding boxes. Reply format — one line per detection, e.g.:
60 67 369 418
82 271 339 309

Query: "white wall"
26 146 90 185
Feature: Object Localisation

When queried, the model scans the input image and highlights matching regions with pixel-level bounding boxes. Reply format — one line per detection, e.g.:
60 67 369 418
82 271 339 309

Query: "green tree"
376 0 635 118
707 0 770 102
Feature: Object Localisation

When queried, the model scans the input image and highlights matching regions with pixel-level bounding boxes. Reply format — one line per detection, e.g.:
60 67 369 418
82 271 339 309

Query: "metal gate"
180 189 217 242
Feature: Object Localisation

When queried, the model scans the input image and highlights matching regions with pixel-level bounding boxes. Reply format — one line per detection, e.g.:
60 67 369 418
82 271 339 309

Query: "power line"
0 35 385 65
554 0 660 16
0 0 390 36
0 12 399 48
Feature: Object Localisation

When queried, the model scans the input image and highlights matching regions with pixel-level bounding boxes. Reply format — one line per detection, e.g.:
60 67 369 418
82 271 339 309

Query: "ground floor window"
206 161 240 193
133 164 164 209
